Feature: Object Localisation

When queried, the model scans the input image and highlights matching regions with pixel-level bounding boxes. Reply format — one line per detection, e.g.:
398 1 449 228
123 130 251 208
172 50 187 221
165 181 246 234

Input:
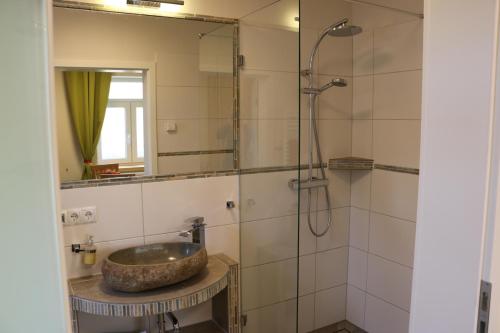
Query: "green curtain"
63 71 112 179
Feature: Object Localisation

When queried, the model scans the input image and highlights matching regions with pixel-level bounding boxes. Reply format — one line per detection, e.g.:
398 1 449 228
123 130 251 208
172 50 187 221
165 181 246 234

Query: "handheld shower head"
319 78 347 92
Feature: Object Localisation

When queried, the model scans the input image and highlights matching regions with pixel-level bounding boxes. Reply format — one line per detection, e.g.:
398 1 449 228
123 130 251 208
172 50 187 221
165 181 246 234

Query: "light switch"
163 121 177 133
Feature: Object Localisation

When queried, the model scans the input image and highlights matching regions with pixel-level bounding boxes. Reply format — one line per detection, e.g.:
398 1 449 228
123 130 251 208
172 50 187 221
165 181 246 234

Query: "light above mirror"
126 0 184 8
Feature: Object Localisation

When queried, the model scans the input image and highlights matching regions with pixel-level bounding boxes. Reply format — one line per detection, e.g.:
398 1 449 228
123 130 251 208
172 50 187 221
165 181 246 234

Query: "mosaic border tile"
374 163 420 175
71 275 227 317
158 149 234 157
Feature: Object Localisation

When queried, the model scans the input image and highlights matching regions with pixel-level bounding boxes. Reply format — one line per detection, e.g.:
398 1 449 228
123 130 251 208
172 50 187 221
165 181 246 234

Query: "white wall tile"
156 86 201 120
300 213 318 256
157 119 201 152
242 258 297 311
350 172 372 210
352 2 419 31
243 299 297 333
205 224 240 262
299 254 316 296
318 120 352 160
142 176 239 235
314 285 347 329
239 119 260 169
157 155 201 175
143 224 239 262
353 32 373 76
346 285 366 329
318 36 353 76
373 120 421 168
352 120 373 158
316 247 348 290
318 76 353 120
61 184 144 246
369 212 416 267
301 28 319 71
199 118 234 151
374 20 423 74
318 170 351 210
64 237 144 279
349 207 369 251
241 215 298 267
157 53 207 87
298 294 315 333
258 119 300 167
239 24 298 72
316 208 350 251
240 171 297 221
371 170 419 221
373 70 422 119
240 70 298 120
353 75 373 119
366 254 413 310
300 0 352 31
354 0 422 19
364 294 410 333
348 247 368 290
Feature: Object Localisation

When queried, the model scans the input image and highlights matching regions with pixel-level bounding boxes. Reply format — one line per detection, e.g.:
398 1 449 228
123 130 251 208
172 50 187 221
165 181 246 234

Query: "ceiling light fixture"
126 0 184 8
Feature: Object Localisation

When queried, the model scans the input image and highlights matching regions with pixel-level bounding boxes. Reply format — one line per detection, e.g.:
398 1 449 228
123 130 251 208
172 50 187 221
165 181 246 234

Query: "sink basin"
102 242 208 292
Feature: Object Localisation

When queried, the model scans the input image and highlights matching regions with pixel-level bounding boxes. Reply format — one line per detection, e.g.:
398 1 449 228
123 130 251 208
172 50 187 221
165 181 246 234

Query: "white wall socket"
62 206 97 226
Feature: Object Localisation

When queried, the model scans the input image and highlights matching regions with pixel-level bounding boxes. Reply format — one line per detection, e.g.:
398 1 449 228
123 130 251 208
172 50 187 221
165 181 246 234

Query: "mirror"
53 6 237 183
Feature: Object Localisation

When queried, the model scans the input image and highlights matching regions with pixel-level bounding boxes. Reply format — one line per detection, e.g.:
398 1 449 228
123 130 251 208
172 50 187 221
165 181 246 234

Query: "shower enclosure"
239 0 422 332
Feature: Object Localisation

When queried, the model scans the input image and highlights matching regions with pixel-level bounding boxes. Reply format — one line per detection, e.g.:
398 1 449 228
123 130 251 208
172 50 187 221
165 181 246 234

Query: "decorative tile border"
60 162 419 190
70 275 228 317
374 163 420 175
158 149 234 157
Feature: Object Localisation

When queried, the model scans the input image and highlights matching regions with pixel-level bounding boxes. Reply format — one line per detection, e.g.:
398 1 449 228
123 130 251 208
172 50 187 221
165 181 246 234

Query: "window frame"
97 75 145 165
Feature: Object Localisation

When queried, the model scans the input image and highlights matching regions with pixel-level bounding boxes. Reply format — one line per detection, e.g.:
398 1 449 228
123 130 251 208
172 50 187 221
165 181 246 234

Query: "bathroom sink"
102 242 208 292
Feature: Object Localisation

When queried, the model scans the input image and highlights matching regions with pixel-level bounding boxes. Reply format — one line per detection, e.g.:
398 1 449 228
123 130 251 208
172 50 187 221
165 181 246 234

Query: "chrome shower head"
319 78 347 92
328 22 363 37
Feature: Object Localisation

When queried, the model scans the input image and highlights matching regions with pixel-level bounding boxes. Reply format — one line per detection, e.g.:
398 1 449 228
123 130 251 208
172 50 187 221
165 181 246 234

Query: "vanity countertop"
68 254 235 317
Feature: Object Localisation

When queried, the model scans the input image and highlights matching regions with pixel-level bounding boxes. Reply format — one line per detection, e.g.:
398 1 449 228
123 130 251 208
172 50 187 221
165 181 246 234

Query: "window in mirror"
97 75 144 166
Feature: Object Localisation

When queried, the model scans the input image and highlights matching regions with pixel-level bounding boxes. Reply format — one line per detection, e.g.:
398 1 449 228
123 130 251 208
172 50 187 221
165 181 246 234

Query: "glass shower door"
238 0 301 332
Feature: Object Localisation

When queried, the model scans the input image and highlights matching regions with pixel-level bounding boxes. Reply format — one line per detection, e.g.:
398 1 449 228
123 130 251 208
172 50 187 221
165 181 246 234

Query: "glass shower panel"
298 0 355 332
238 0 301 332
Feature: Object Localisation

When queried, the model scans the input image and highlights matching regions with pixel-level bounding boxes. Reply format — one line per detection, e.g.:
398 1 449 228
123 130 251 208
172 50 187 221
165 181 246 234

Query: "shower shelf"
328 157 374 171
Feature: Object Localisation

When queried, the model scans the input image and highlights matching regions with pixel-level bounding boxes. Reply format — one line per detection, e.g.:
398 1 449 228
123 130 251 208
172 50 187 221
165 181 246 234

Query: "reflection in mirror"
53 7 237 183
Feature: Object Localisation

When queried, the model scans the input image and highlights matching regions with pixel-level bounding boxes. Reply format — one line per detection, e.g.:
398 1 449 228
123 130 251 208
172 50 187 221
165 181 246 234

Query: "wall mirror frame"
53 0 240 186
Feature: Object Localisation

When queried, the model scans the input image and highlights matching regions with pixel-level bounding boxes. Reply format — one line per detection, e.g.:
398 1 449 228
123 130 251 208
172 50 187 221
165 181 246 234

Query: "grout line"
353 68 423 78
364 290 411 313
348 245 414 270
240 246 350 270
243 283 347 313
351 205 417 223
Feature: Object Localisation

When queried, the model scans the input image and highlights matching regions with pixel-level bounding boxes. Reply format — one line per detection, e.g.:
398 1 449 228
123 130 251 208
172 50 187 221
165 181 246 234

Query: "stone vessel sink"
102 242 208 292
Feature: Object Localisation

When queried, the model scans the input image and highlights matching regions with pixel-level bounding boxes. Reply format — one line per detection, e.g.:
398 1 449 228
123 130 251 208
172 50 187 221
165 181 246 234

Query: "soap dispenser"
82 235 97 266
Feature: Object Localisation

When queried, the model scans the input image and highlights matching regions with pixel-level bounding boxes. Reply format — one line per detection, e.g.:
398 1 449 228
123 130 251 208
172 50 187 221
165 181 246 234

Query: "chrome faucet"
179 217 206 247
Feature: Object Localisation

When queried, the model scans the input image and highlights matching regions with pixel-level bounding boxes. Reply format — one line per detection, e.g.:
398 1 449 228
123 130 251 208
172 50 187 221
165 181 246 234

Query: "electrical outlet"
79 207 97 224
62 207 97 226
